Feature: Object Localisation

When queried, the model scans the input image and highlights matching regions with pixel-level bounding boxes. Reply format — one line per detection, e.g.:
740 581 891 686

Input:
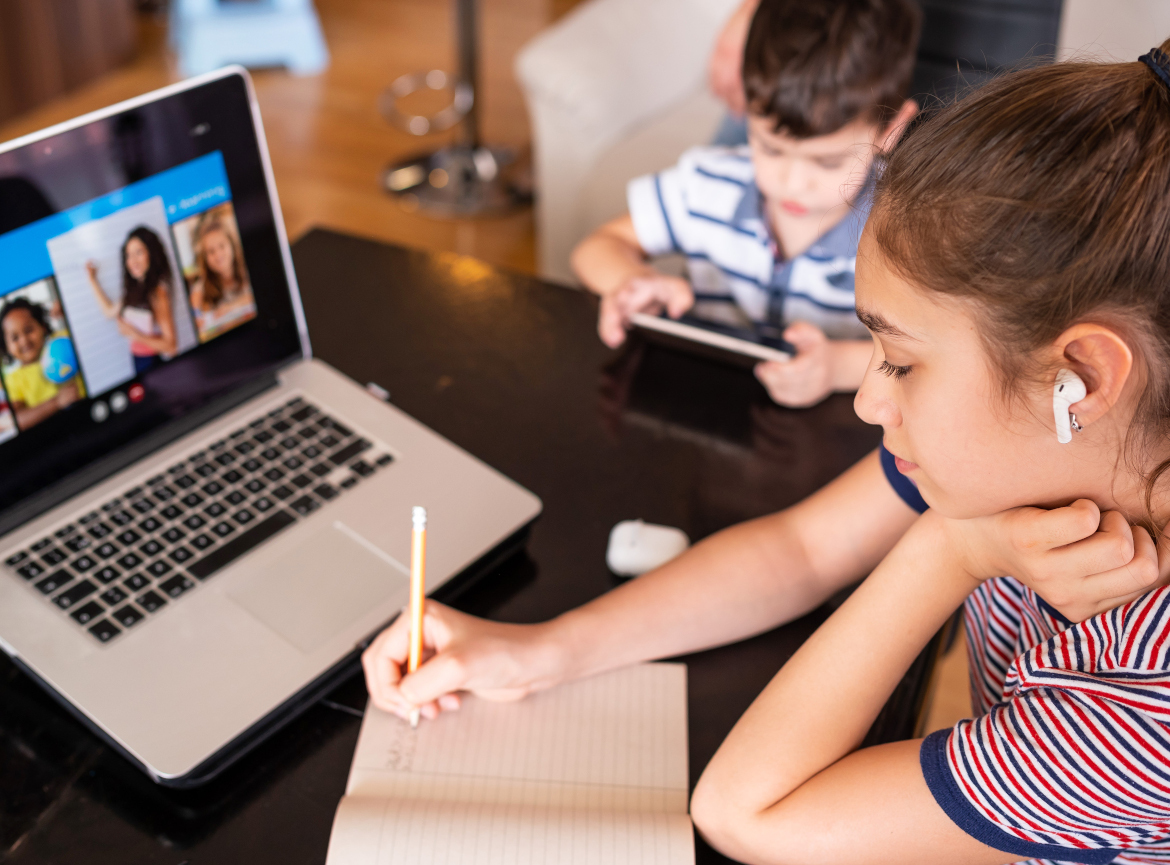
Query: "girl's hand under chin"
940 499 1170 622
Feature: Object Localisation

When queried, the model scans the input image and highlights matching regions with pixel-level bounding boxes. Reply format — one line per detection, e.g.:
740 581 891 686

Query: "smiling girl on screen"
86 225 178 375
188 215 256 341
364 44 1170 863
0 297 85 430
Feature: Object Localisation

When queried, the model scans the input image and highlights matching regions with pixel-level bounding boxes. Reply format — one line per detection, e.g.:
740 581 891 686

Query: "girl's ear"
879 100 919 153
1055 323 1135 427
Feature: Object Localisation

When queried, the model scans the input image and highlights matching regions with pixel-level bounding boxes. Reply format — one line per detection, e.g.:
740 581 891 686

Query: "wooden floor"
0 0 569 274
0 0 973 736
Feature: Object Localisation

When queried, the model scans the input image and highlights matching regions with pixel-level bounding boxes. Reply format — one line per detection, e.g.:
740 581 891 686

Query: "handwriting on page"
380 719 416 772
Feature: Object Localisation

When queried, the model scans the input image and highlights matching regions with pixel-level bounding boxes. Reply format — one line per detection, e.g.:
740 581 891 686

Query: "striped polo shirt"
880 445 1170 864
626 146 872 340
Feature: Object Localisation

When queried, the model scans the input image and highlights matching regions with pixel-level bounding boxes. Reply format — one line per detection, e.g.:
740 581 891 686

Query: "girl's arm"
85 262 119 319
690 509 1016 865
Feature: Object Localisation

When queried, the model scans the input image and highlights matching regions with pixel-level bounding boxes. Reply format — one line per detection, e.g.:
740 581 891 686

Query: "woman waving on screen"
87 225 178 375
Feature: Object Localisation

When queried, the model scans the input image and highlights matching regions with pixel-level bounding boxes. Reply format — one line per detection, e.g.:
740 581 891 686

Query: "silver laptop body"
0 68 542 784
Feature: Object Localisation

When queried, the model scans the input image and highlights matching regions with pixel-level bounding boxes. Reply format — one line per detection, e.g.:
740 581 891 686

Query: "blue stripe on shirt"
693 166 749 187
654 174 680 251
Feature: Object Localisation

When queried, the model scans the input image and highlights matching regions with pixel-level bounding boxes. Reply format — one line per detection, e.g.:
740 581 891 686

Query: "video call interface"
0 152 257 446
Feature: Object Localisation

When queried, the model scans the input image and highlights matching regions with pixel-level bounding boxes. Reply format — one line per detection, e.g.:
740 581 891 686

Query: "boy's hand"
361 601 560 722
597 274 693 348
942 500 1170 622
754 322 836 407
55 381 80 409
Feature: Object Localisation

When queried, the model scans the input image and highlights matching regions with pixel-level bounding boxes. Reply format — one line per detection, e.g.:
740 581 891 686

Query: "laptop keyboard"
2 396 394 645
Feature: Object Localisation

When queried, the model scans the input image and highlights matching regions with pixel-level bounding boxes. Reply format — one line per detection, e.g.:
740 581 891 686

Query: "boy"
571 0 920 407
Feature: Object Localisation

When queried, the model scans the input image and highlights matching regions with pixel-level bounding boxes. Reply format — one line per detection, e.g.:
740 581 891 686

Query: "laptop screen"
0 72 303 524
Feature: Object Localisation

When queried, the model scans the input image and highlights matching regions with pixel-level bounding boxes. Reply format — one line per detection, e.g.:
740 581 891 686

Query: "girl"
188 216 255 341
0 297 84 429
87 226 178 374
364 47 1170 863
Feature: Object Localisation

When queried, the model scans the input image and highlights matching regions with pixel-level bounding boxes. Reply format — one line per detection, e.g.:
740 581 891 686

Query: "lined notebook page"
346 663 688 812
326 663 692 865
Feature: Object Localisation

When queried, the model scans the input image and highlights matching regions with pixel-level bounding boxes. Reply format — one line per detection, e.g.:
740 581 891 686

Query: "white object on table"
607 519 690 577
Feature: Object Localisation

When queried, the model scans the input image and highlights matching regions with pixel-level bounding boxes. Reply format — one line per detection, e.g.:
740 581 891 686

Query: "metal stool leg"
381 0 529 217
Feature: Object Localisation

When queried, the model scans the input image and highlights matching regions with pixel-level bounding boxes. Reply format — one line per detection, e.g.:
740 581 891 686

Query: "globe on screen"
41 335 78 384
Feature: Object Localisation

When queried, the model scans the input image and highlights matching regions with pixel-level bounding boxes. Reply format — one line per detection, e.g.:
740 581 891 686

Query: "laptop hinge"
0 372 282 540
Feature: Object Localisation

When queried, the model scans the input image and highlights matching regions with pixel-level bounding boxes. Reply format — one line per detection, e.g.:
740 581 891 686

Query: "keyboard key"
226 490 246 506
139 517 163 533
34 570 72 594
5 550 29 566
124 486 143 499
212 521 236 537
234 441 254 456
64 535 91 552
291 496 318 516
272 485 294 500
351 459 375 477
70 601 104 625
314 483 338 501
254 496 274 512
205 502 227 518
79 511 100 525
112 605 145 629
161 504 184 521
162 527 185 543
31 537 52 551
222 469 243 484
93 566 120 585
137 590 167 613
340 476 358 489
140 540 164 557
182 492 205 508
101 499 122 512
153 486 175 502
94 542 119 559
282 455 302 470
100 585 128 605
291 474 313 489
175 474 197 489
124 573 150 592
117 552 144 570
302 445 321 459
88 620 121 643
322 418 353 437
131 499 154 514
41 547 68 566
158 574 194 598
194 463 217 478
330 439 372 467
54 580 97 609
147 560 172 577
265 468 286 482
214 453 235 466
318 434 339 449
17 561 45 580
272 419 291 432
170 546 194 563
168 461 187 474
244 478 266 493
281 437 299 450
309 462 331 478
242 458 262 473
116 529 142 546
109 510 134 526
189 510 297 581
289 405 316 422
191 534 214 550
202 480 224 496
375 454 393 467
261 447 280 461
184 514 207 530
249 417 266 429
147 474 165 486
233 509 255 525
54 524 76 538
229 427 247 439
254 430 274 443
72 555 97 572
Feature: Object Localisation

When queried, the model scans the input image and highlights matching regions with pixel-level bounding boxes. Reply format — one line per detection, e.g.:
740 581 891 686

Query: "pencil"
408 506 427 728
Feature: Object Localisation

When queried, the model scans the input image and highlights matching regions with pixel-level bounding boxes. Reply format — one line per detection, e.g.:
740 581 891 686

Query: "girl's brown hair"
870 38 1170 519
193 218 246 309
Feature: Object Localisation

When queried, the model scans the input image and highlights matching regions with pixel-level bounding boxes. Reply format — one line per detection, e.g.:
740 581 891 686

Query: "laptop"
0 68 542 787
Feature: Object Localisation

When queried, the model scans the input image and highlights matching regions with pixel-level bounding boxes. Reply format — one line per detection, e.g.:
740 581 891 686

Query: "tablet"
630 312 795 369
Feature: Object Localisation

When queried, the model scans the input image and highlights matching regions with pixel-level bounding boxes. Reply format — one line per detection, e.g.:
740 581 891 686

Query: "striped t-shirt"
626 145 872 340
880 445 1170 864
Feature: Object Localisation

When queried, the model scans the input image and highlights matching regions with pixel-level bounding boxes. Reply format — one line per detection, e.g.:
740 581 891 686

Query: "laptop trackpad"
226 522 408 654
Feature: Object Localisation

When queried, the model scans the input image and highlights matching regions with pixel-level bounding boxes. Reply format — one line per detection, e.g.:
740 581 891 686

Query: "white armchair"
515 0 741 284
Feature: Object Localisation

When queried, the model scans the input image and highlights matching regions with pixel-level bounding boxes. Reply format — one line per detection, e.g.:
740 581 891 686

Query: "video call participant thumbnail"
0 295 85 431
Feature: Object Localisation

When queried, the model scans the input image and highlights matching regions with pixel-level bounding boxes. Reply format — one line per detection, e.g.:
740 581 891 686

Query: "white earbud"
1053 368 1087 444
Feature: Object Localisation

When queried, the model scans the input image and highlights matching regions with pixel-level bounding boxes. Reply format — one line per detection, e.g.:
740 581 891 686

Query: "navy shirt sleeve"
878 444 928 514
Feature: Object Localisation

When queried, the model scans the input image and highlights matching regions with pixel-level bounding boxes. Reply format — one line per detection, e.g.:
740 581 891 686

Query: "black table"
1 229 929 864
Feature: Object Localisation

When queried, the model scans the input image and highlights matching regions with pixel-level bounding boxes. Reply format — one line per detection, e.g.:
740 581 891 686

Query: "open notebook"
325 662 692 865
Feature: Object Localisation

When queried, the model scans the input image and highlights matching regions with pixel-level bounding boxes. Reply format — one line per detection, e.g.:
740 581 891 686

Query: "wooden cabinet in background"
0 0 136 125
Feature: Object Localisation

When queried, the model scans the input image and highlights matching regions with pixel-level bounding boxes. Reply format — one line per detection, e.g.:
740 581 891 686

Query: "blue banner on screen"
0 152 231 298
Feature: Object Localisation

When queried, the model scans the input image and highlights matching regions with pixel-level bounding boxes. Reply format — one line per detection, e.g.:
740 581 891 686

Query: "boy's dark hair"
743 0 921 138
0 297 51 364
